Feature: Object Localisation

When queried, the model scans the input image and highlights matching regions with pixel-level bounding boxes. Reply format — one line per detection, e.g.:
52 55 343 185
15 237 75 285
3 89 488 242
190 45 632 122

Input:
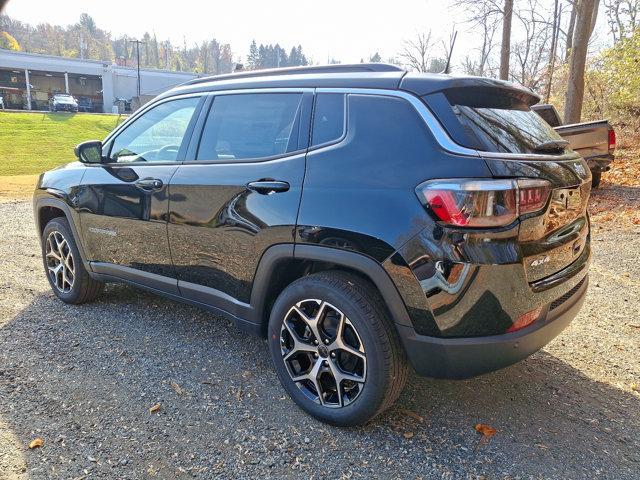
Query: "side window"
311 93 345 146
110 97 200 163
196 93 302 161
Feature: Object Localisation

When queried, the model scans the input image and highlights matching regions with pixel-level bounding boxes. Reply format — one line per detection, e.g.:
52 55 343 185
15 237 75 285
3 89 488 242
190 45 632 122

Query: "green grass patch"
0 111 126 176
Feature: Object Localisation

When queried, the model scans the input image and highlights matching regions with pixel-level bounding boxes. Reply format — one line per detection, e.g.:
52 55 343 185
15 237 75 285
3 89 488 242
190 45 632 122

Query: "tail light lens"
416 178 551 228
608 129 616 151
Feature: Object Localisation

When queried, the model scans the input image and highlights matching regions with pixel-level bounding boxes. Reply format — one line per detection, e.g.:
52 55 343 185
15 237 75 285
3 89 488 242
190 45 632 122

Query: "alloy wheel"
45 231 75 293
280 299 367 408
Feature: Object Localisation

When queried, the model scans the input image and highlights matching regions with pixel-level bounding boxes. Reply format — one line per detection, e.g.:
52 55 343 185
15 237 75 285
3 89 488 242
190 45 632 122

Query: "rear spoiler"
401 74 540 107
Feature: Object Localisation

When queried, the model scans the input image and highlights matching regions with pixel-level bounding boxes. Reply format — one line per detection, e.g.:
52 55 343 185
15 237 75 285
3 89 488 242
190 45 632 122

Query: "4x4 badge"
531 256 550 267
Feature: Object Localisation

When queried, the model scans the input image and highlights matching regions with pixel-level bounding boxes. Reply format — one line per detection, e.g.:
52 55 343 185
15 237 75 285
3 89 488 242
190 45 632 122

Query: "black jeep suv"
34 64 591 426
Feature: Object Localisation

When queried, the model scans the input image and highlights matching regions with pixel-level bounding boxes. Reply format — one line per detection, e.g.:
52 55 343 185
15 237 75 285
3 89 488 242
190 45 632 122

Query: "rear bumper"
586 154 614 172
397 274 588 379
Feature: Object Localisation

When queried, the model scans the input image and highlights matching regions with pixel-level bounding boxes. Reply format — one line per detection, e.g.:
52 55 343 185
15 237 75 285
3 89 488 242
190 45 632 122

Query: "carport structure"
0 50 198 113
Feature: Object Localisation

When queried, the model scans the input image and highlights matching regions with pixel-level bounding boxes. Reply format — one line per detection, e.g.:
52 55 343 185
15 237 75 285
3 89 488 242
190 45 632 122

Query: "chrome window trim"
317 87 480 158
480 150 581 161
316 88 582 161
207 87 315 95
108 87 582 163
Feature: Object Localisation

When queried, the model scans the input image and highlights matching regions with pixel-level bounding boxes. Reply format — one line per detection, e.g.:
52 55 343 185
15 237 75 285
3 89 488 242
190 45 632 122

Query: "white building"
0 50 199 113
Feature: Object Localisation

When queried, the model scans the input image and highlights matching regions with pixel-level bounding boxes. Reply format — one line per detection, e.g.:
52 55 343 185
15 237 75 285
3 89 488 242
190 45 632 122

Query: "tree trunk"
545 0 561 103
499 0 514 80
589 0 600 36
565 0 577 62
564 0 598 124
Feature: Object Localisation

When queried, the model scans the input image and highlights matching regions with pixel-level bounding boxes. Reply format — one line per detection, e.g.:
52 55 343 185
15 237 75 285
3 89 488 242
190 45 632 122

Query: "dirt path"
0 194 638 479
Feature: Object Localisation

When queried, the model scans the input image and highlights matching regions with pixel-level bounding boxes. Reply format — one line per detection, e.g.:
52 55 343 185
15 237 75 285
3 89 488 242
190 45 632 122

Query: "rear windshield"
452 105 566 154
427 87 568 155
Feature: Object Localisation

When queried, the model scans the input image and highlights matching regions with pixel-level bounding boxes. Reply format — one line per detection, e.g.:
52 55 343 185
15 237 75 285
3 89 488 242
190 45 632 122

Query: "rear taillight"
416 179 551 228
519 180 551 214
608 129 616 151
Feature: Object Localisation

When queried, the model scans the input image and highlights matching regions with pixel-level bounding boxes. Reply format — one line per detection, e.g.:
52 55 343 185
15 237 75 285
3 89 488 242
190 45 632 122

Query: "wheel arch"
249 244 413 336
34 197 89 269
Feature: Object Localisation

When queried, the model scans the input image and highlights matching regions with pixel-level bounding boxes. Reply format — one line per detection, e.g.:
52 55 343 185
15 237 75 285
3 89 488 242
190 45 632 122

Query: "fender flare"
34 196 90 270
249 243 412 328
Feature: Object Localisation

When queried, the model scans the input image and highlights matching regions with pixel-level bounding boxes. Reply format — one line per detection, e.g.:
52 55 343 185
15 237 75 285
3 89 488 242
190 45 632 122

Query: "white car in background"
49 93 78 113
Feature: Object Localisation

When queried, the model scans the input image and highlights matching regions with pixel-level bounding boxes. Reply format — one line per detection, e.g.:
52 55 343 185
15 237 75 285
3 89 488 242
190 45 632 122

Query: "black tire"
42 217 104 304
267 271 408 426
591 170 602 188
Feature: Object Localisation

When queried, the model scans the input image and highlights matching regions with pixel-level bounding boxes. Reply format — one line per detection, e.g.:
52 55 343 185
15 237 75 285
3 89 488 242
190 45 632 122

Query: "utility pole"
127 39 146 97
79 33 86 59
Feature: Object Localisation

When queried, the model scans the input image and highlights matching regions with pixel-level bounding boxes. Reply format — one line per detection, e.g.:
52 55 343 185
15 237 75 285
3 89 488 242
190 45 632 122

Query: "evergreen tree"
247 40 260 69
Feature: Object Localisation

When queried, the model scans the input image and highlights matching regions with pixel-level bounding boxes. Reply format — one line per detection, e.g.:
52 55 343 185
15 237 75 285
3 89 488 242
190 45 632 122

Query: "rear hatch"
421 85 591 284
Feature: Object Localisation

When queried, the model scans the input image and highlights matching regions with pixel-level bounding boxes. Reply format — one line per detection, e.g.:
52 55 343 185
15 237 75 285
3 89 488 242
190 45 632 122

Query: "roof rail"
183 63 405 86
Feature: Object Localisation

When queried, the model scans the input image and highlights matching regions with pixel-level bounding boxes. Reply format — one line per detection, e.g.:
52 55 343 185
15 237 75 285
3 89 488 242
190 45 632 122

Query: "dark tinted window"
197 93 302 161
452 105 566 154
532 105 562 127
312 94 345 146
110 97 200 163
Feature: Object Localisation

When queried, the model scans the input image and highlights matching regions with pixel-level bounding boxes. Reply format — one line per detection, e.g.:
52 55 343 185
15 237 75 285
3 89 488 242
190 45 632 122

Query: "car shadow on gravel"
1 284 639 478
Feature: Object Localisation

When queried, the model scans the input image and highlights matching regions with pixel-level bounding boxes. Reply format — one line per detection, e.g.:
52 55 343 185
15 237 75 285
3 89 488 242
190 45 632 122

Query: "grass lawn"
0 111 125 176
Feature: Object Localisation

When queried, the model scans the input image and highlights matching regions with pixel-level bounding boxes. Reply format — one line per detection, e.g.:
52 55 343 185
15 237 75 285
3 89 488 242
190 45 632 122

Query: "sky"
3 0 485 64
3 0 611 69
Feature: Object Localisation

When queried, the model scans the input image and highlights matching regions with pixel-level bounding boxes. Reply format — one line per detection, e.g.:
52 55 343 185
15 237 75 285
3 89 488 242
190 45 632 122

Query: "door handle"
136 178 163 190
247 180 290 194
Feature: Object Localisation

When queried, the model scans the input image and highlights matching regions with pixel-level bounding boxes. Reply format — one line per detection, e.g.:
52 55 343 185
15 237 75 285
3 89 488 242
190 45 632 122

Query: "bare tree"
564 0 599 123
453 0 502 76
399 32 434 72
511 0 553 89
565 0 577 61
499 0 514 79
603 0 640 42
544 0 563 102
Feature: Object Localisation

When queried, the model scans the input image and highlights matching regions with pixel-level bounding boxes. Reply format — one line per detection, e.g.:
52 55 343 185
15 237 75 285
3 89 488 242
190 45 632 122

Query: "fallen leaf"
474 423 497 438
170 381 184 396
149 403 161 413
399 409 424 423
29 438 44 449
403 431 414 439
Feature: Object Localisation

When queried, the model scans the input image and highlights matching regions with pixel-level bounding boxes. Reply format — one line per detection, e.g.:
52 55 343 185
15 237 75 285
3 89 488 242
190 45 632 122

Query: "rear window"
423 88 567 155
452 104 567 154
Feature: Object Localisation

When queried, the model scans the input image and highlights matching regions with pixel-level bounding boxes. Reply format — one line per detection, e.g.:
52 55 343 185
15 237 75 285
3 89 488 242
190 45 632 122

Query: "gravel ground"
0 198 638 480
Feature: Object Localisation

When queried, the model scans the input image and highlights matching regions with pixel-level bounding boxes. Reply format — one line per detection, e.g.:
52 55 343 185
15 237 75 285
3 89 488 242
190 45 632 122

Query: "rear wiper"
532 140 569 153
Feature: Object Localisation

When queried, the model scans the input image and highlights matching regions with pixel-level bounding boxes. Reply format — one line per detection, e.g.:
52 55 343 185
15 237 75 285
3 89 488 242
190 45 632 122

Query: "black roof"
157 63 540 104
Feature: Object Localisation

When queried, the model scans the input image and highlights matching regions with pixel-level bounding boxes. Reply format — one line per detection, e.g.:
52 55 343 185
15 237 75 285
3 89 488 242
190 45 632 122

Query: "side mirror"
74 140 103 164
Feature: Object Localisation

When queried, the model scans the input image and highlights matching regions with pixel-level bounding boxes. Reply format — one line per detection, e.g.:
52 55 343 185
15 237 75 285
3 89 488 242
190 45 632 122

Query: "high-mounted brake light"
416 178 551 228
608 129 616 151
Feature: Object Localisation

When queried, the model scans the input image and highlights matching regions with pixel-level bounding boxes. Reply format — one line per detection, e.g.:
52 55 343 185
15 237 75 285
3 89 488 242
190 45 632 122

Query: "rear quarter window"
311 93 346 146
